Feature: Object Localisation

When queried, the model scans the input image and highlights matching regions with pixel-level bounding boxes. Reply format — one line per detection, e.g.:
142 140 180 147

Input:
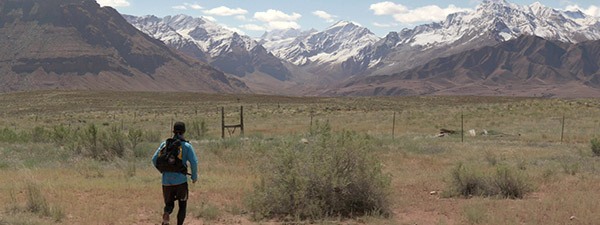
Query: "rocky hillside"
125 14 292 81
356 0 600 78
328 35 600 98
259 21 381 83
0 0 248 93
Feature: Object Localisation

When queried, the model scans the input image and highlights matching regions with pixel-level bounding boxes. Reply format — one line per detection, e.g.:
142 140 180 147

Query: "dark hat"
173 122 186 133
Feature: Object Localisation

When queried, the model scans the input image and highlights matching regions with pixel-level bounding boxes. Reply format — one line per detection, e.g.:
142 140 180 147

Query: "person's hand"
192 180 197 184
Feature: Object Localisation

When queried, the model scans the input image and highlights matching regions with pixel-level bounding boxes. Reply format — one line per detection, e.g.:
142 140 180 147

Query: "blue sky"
98 0 600 37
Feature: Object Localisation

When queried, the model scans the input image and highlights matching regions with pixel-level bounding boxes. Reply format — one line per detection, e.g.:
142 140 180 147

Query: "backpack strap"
158 145 166 157
177 146 183 160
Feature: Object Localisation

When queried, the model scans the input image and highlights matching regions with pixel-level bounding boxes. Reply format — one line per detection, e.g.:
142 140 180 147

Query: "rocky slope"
125 14 291 81
259 21 381 82
0 0 248 93
356 0 600 77
328 35 600 98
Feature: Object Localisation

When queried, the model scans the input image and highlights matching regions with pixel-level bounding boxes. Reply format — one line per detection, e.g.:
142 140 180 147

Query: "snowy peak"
356 0 600 79
157 14 258 55
328 20 359 29
262 20 380 67
401 0 600 48
163 14 208 31
126 14 291 81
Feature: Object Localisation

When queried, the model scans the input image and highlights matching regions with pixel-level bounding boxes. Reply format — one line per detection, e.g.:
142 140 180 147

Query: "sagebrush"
445 163 532 199
246 122 391 220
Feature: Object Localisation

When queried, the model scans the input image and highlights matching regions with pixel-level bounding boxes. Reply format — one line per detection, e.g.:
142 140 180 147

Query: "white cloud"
172 5 187 10
372 22 397 28
204 6 248 16
253 9 302 30
184 3 203 10
370 2 471 24
235 15 247 21
254 9 302 22
96 0 130 7
370 1 407 16
313 10 337 23
566 4 600 17
240 24 266 31
202 16 217 22
394 5 471 24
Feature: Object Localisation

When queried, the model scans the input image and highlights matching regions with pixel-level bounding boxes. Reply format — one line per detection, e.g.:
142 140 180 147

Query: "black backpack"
155 136 188 174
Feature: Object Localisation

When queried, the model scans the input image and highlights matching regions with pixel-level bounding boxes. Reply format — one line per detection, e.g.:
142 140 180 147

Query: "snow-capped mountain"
125 14 291 81
162 15 259 57
259 28 317 55
260 21 381 81
359 0 600 77
123 15 207 61
264 21 380 66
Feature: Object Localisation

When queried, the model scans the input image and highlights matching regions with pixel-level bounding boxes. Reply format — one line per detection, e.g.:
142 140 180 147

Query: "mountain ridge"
125 14 292 82
354 0 600 78
326 35 600 98
0 0 248 93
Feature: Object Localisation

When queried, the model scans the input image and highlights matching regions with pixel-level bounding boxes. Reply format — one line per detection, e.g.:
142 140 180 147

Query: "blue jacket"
152 140 198 186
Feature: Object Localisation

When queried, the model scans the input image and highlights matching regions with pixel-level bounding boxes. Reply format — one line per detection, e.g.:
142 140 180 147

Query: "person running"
152 122 198 225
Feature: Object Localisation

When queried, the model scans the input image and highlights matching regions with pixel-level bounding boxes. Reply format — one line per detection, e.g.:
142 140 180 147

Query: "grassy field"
1 90 600 224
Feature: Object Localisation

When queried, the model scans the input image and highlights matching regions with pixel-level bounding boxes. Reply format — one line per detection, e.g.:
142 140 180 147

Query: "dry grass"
1 90 600 224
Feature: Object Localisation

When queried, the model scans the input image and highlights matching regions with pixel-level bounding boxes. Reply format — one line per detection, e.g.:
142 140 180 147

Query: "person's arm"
186 143 198 182
152 143 165 172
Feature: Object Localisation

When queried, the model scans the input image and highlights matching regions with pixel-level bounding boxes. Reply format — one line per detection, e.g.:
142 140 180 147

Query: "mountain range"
124 14 296 94
0 0 248 93
3 0 600 97
327 35 600 97
260 21 381 82
353 0 600 78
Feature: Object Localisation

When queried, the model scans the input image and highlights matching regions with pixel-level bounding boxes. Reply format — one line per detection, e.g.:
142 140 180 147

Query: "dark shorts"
163 182 188 203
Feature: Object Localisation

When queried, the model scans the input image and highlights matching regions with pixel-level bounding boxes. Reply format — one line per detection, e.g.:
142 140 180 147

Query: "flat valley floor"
1 90 599 224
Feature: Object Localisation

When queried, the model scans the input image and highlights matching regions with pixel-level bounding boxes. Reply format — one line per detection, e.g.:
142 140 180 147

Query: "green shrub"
51 124 71 144
492 165 532 199
100 126 127 158
81 124 99 158
51 205 66 222
23 181 65 222
445 163 532 199
128 128 143 150
246 124 391 220
25 182 50 216
188 120 208 139
134 142 158 158
591 138 600 156
0 127 19 143
192 200 221 221
30 126 51 143
561 162 580 175
144 129 162 143
448 163 489 197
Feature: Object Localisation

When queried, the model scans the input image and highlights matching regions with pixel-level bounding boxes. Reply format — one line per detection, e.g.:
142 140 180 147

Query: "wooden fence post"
310 112 313 130
561 113 565 143
392 112 396 140
221 107 225 139
461 112 464 143
240 106 244 136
